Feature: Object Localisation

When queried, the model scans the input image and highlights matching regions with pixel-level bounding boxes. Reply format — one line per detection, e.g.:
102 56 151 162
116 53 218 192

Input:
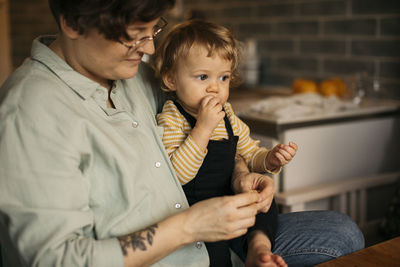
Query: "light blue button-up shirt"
0 36 209 267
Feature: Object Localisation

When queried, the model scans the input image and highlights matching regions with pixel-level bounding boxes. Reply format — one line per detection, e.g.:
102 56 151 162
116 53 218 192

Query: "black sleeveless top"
174 101 278 267
174 101 239 206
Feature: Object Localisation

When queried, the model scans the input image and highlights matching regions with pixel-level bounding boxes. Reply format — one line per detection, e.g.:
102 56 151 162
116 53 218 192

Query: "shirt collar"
31 35 106 100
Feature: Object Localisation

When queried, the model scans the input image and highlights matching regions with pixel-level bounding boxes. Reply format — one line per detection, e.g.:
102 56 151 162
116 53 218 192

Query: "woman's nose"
137 39 156 55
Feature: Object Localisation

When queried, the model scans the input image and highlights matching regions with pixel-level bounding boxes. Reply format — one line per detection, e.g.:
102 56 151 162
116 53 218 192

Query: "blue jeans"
232 210 365 267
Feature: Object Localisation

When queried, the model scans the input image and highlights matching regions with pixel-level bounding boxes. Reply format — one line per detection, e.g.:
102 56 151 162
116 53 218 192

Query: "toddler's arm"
226 103 290 174
156 98 223 185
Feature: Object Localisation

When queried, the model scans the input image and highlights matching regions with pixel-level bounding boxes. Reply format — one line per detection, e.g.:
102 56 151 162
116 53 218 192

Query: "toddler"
154 20 297 267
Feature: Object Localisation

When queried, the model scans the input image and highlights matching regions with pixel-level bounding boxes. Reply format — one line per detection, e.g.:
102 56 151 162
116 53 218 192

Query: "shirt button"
155 162 161 168
111 89 117 94
175 203 181 209
96 89 106 100
195 242 202 249
131 121 138 128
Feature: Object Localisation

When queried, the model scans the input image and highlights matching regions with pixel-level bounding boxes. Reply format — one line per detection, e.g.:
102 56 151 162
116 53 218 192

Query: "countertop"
229 87 400 126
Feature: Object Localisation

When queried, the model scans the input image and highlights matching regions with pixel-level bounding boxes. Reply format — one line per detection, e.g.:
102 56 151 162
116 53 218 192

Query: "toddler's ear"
163 74 176 91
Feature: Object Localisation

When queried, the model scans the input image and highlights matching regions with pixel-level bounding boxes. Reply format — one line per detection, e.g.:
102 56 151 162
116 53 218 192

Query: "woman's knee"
327 210 365 254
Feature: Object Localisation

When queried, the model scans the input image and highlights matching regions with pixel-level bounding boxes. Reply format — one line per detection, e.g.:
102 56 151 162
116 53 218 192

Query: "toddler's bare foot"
245 231 287 267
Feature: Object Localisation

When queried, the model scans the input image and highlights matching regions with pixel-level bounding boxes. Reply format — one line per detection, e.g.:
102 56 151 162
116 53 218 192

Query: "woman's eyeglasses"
118 17 167 54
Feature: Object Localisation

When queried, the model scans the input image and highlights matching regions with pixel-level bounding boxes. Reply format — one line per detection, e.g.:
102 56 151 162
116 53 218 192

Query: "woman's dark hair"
48 0 175 42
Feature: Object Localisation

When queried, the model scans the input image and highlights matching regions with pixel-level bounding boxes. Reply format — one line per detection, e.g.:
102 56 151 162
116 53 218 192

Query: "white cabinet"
280 116 399 191
235 96 400 225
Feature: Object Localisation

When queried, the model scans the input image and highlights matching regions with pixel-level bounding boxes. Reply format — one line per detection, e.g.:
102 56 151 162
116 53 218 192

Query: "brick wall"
9 0 57 68
8 0 400 99
184 0 400 99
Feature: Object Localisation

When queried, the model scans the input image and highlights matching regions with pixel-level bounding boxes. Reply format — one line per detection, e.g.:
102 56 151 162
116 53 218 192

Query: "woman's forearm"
120 211 194 267
120 192 261 267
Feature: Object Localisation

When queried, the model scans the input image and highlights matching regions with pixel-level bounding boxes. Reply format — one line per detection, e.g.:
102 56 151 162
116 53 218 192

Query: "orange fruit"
292 79 319 94
319 78 348 98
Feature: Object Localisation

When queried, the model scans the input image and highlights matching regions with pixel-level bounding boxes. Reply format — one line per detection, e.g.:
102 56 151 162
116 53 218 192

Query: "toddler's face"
166 45 232 115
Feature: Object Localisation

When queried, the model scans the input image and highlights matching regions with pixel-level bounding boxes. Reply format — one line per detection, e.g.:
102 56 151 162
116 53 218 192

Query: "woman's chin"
119 66 140 80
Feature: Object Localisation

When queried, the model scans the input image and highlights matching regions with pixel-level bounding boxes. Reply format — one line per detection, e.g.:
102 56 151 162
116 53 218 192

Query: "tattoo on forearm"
118 224 158 256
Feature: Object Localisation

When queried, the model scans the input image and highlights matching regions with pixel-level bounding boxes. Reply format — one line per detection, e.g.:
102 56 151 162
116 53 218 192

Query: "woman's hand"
232 171 274 213
232 154 275 213
182 192 260 243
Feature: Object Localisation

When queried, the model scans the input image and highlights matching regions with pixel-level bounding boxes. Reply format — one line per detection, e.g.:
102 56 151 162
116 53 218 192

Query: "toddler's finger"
208 96 220 106
275 152 287 164
200 95 215 106
284 146 297 157
278 149 293 161
288 141 298 150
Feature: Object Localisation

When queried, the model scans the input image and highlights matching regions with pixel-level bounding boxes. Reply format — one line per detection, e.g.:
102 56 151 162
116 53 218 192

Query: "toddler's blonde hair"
153 20 242 92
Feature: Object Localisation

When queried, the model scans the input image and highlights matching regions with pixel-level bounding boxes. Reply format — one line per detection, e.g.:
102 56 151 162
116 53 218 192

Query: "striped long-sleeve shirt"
157 100 279 185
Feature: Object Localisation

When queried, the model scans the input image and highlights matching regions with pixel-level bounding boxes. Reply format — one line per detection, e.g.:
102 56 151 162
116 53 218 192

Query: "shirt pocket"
156 125 165 140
